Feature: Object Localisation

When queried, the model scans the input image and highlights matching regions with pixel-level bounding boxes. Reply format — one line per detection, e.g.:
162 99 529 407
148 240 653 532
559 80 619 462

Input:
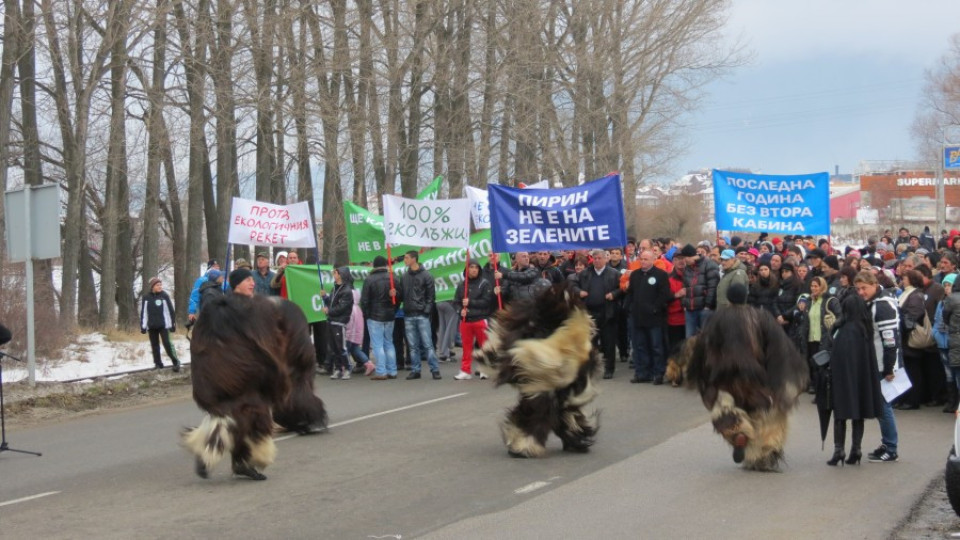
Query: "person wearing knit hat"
679 243 698 258
726 282 748 305
275 251 288 267
140 276 181 371
229 268 255 296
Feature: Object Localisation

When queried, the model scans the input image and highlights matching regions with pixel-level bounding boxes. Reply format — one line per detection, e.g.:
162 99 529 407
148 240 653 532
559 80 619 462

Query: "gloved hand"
141 328 147 334
170 326 176 333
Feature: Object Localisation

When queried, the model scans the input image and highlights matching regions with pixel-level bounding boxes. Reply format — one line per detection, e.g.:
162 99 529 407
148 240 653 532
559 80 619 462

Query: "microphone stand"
0 350 42 456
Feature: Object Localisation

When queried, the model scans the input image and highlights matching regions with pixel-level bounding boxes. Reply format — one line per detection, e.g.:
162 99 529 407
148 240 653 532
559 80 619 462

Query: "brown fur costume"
182 294 327 480
474 281 602 458
685 299 807 472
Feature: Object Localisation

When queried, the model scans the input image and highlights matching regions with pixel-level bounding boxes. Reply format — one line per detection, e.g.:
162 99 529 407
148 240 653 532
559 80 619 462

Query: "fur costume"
685 286 808 472
474 281 602 458
182 294 327 480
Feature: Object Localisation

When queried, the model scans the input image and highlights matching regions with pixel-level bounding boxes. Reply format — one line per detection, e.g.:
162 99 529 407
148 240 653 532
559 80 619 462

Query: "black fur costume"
685 284 808 471
475 281 601 457
182 294 327 480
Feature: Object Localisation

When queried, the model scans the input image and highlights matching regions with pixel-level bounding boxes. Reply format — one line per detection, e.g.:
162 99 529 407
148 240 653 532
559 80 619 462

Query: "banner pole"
223 243 232 292
491 252 503 310
387 244 396 305
462 248 470 322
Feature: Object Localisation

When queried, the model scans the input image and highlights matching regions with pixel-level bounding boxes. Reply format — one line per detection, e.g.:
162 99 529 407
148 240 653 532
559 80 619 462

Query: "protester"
854 270 903 463
573 249 623 379
252 252 276 296
452 261 494 380
399 250 442 380
361 256 400 380
679 243 719 337
624 250 672 384
188 260 220 322
321 267 354 380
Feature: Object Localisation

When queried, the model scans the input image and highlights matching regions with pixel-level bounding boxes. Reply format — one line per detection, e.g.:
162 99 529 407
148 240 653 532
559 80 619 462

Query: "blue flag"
712 169 830 235
488 174 627 253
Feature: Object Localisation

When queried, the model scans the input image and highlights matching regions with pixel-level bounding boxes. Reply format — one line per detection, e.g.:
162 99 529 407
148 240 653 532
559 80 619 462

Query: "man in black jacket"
361 256 400 380
575 249 623 379
321 267 354 380
680 243 720 338
625 250 672 384
399 251 442 380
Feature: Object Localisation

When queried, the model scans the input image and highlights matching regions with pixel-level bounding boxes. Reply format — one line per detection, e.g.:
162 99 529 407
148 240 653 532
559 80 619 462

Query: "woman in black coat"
775 262 802 331
825 294 884 466
748 262 779 317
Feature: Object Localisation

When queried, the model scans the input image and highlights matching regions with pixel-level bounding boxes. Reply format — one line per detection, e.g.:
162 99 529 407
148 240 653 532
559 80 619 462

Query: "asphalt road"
0 361 952 539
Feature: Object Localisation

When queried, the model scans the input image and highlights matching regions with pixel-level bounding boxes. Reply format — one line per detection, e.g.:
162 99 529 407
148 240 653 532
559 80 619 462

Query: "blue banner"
945 145 960 169
712 169 830 235
488 173 627 252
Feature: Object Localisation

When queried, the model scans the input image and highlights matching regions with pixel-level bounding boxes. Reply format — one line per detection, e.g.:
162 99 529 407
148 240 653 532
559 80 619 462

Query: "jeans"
684 309 712 338
347 341 369 367
405 315 440 374
877 375 899 454
941 349 954 383
632 325 665 379
367 319 397 376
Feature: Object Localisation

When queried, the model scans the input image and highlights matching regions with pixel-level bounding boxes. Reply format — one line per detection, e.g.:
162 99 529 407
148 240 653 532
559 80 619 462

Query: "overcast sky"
665 0 960 182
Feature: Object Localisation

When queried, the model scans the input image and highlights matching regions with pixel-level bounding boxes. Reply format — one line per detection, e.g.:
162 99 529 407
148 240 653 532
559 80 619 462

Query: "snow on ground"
3 333 192 384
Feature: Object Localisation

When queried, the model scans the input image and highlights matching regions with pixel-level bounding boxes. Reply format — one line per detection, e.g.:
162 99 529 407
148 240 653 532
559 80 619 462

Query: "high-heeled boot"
827 419 846 466
846 419 864 465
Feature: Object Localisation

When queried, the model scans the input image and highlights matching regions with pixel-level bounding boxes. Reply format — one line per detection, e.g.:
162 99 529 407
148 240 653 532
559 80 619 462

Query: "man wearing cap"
140 277 181 372
252 252 276 296
234 258 253 271
188 260 221 322
680 243 720 337
716 249 748 310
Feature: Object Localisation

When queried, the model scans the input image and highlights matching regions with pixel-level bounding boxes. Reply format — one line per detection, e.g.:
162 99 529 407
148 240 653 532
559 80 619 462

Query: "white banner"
382 195 471 249
465 186 491 230
228 197 316 247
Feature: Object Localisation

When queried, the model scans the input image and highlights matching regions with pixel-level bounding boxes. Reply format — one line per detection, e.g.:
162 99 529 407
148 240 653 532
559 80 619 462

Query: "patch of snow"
3 332 191 383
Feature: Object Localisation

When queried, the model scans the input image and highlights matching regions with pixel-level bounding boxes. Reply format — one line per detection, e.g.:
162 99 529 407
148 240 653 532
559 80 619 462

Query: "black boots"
944 385 959 414
827 447 845 466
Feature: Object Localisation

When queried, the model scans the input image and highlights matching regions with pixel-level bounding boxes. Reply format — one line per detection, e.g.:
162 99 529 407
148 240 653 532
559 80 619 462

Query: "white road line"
0 491 61 508
275 392 469 442
514 476 561 495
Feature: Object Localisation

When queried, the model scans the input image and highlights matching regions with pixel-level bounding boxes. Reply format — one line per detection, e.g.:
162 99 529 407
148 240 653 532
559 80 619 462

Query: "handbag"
907 310 936 350
812 349 831 366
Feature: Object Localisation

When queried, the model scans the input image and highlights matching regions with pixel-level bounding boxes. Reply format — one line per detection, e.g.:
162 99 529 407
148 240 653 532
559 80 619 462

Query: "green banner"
343 175 444 264
284 229 504 323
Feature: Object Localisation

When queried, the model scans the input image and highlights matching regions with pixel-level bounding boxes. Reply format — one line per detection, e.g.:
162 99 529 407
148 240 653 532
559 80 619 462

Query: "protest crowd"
176 218 960 465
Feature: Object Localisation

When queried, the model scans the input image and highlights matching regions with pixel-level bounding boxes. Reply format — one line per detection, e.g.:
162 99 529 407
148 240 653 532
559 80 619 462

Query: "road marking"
275 393 469 442
514 476 561 495
0 491 61 507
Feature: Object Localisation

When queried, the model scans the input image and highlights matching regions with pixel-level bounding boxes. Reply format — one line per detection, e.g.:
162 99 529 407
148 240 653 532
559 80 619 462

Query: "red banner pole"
387 244 396 305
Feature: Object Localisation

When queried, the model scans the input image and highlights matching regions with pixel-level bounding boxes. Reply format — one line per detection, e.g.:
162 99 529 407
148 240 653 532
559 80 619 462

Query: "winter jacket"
454 275 494 322
502 265 541 303
682 256 720 311
624 265 672 328
898 286 929 355
253 268 277 296
574 265 624 321
535 259 565 284
748 276 779 318
188 275 207 316
399 265 435 317
790 293 840 358
325 267 355 325
198 280 224 314
361 267 398 322
716 259 749 309
775 278 802 320
828 316 884 421
667 268 686 327
346 289 365 344
140 291 176 331
943 292 960 367
867 287 903 376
